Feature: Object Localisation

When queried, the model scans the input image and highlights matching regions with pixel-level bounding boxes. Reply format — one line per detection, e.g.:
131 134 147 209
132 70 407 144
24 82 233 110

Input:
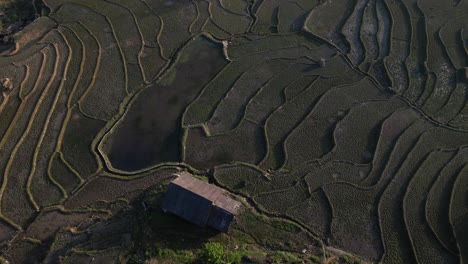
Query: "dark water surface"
105 36 228 171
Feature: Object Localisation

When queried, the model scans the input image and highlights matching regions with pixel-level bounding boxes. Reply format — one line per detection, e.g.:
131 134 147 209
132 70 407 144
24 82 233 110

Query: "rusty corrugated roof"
171 172 241 214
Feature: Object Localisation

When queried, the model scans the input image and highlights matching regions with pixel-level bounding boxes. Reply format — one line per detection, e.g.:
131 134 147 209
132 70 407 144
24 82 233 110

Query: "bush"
203 242 225 264
226 250 242 264
202 242 244 264
202 242 243 264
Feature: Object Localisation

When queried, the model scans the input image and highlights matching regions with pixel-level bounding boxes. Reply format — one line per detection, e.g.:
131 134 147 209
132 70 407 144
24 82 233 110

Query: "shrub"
203 242 225 264
226 250 242 264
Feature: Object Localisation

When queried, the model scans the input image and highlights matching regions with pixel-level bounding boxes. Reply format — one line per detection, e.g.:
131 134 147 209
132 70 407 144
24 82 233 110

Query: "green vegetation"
144 248 196 263
202 242 224 264
202 242 238 264
124 182 326 264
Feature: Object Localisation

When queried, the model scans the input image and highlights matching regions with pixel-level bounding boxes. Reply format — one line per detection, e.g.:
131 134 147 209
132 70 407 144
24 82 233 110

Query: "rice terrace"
0 0 467 263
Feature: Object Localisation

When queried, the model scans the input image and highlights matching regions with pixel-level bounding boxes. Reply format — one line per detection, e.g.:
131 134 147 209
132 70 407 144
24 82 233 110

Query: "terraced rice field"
0 0 467 263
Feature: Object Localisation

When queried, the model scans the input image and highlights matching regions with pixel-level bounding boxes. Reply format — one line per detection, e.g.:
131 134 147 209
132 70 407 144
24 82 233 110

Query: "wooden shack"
161 172 241 232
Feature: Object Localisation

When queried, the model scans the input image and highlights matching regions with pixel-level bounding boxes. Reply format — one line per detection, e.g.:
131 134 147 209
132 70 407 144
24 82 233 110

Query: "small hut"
161 172 241 232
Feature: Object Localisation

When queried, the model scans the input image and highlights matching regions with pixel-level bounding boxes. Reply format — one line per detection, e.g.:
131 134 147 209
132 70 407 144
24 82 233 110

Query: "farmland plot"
0 0 466 263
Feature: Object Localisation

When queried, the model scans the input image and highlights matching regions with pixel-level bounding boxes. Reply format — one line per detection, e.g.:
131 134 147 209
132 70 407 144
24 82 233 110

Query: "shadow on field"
40 183 219 263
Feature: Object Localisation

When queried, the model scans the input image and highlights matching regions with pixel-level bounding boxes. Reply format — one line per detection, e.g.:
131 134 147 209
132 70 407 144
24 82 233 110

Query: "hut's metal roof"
170 172 241 214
